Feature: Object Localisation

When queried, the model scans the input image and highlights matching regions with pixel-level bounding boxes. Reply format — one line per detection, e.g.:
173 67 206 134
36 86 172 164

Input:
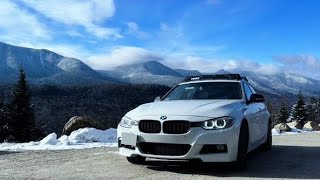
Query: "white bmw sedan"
117 74 271 168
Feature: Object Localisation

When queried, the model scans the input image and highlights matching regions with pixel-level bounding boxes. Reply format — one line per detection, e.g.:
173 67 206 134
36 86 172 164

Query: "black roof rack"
182 74 248 82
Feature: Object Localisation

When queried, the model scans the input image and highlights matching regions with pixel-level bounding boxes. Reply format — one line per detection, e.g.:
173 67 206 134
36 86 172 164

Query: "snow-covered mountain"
208 69 320 96
0 41 117 85
104 61 320 96
101 61 184 86
175 69 202 76
1 41 320 96
235 70 320 96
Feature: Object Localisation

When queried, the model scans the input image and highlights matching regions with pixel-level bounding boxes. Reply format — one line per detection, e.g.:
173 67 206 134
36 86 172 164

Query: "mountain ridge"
0 41 320 96
0 41 117 85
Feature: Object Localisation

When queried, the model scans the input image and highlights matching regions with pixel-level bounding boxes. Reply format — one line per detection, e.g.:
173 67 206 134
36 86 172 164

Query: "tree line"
1 69 318 142
0 71 172 138
274 91 320 126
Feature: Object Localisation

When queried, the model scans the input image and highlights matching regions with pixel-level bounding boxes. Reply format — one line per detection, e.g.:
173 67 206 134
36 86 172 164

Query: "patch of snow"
68 128 117 143
272 128 320 135
39 133 59 145
0 128 117 151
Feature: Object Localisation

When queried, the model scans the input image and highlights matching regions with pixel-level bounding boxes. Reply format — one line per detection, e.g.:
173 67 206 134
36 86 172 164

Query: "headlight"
202 117 234 130
119 116 138 128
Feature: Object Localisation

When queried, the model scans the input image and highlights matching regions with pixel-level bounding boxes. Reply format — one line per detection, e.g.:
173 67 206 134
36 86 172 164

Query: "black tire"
126 156 146 165
261 120 272 151
234 120 249 170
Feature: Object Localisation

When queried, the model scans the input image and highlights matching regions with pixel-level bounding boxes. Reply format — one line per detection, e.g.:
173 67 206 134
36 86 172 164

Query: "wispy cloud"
84 45 280 75
155 22 226 57
86 46 162 70
19 0 121 39
162 55 281 74
275 55 320 79
126 22 151 39
15 42 90 61
0 0 50 44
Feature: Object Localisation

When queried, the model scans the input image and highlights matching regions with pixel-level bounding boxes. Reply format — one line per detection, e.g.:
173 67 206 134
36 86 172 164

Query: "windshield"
163 82 242 100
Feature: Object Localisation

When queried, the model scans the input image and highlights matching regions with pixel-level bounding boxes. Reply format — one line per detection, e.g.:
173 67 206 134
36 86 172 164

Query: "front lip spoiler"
146 157 203 163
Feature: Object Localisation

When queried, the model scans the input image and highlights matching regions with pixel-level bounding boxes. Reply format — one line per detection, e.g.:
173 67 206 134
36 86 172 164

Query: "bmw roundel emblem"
160 115 167 120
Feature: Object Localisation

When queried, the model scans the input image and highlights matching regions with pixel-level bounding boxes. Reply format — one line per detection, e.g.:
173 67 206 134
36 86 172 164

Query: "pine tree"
0 94 14 142
307 96 318 122
275 101 289 124
0 95 5 141
10 68 41 142
290 91 308 126
265 101 276 125
0 95 3 109
316 97 320 124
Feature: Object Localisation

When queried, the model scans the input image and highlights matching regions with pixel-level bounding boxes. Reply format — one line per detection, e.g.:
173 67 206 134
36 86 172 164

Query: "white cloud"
157 22 227 58
15 42 90 60
66 30 85 38
126 22 151 39
20 0 121 39
86 46 162 70
275 55 320 79
0 0 50 43
86 24 122 39
84 45 281 75
162 56 281 74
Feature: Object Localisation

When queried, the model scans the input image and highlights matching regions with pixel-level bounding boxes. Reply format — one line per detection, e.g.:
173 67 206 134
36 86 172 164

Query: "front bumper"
117 123 241 162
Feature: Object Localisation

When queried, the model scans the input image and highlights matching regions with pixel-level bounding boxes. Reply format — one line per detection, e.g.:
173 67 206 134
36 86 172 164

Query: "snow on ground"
0 128 117 151
272 128 320 135
1 127 319 151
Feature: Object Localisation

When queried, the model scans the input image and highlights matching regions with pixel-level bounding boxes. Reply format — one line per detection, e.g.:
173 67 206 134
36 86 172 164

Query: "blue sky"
1 0 320 78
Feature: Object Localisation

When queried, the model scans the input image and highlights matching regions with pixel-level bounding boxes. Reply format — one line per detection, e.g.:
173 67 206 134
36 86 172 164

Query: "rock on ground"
303 121 320 131
287 121 303 129
62 116 105 135
274 123 291 132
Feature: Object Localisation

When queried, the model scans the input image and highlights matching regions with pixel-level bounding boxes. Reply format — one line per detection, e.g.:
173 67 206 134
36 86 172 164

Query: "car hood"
126 100 244 120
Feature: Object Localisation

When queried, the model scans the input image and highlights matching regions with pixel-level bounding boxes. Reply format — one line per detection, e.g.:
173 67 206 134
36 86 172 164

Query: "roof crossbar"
182 74 248 82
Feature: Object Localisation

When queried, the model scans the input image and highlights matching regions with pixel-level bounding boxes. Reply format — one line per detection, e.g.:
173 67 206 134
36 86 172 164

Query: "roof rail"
182 74 248 82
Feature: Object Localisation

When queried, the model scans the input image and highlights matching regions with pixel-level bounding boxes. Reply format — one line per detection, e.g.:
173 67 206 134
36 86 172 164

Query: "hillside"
0 42 116 85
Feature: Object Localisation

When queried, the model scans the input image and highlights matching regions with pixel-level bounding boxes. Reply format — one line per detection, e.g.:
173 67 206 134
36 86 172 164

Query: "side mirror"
154 96 161 102
250 94 265 103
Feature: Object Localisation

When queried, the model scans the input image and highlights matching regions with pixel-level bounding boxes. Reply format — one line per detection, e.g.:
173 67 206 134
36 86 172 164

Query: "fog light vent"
200 144 228 154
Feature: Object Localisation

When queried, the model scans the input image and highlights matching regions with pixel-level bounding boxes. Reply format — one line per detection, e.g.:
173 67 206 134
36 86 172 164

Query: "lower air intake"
139 142 191 156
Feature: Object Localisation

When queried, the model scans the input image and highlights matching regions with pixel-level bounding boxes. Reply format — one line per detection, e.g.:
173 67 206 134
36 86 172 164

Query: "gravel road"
0 133 319 180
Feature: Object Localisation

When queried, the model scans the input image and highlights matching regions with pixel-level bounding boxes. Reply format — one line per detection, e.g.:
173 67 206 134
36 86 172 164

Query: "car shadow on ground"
146 145 320 179
0 151 19 156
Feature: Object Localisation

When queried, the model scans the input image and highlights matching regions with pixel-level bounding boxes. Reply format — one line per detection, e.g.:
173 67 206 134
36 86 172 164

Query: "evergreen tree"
265 101 275 125
290 91 308 126
316 97 320 124
0 95 3 109
10 68 41 142
0 94 14 142
0 95 5 141
307 96 318 122
275 101 289 124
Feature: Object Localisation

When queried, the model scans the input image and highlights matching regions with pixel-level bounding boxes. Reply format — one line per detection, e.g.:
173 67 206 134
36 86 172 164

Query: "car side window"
243 83 253 101
248 84 256 94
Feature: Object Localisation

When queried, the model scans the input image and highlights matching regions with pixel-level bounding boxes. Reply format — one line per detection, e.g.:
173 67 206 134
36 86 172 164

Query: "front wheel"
234 121 249 170
126 156 146 165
